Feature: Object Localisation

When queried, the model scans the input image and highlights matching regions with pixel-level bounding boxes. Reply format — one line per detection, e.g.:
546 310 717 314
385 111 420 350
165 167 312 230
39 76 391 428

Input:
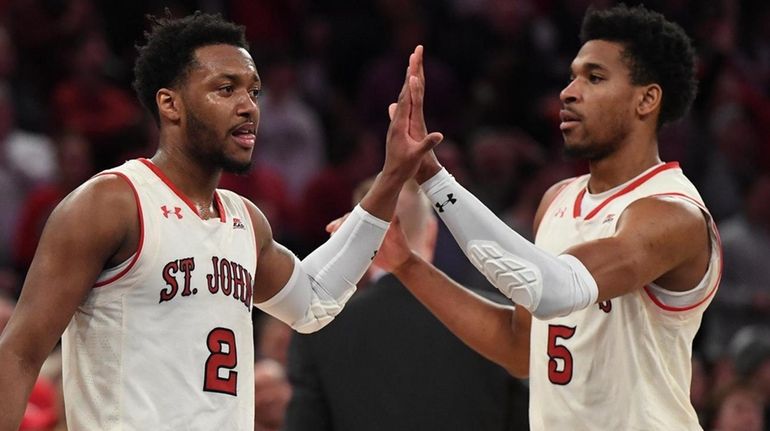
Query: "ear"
156 88 182 123
637 84 662 118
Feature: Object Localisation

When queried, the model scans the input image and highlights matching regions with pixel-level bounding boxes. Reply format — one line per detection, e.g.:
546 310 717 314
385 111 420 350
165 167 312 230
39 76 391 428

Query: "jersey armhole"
93 172 145 288
642 193 722 312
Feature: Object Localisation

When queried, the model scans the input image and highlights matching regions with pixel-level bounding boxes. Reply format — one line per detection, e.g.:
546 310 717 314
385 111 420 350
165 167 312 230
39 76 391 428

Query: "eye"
589 74 604 84
218 85 234 95
249 88 261 99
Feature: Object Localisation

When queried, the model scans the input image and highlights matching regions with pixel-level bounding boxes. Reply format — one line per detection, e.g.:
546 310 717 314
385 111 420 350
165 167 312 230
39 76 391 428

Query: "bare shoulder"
44 173 139 266
238 196 273 250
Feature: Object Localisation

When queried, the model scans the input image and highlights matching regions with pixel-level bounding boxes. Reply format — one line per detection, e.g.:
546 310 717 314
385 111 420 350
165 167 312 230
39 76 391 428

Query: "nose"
236 90 259 119
560 79 579 105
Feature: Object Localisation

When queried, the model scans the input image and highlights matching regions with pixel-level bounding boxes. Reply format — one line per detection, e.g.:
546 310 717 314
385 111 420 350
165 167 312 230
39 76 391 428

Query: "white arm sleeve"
255 205 389 333
421 168 598 319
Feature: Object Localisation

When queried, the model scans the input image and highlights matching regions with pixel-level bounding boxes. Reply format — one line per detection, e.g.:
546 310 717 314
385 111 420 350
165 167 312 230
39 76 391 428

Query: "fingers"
408 46 428 139
325 213 350 234
388 103 397 121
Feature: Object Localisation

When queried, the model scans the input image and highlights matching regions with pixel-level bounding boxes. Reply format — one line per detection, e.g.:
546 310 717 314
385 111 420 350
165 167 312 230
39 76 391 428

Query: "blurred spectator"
466 128 544 214
0 84 55 265
255 313 293 367
704 175 770 361
253 56 325 202
7 0 98 130
297 129 380 253
729 325 770 423
253 358 292 431
357 12 461 139
13 132 94 271
708 382 765 431
50 30 142 170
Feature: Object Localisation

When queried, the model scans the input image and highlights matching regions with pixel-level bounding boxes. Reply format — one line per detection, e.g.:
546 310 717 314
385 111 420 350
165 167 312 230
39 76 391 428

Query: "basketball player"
0 12 442 431
377 4 720 430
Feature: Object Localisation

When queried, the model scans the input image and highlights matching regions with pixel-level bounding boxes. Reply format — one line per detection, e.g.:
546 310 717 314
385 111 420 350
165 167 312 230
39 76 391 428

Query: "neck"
150 134 221 205
586 137 661 193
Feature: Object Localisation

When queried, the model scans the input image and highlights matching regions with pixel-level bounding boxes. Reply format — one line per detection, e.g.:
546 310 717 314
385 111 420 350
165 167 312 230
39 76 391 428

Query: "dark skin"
0 43 442 430
377 40 711 378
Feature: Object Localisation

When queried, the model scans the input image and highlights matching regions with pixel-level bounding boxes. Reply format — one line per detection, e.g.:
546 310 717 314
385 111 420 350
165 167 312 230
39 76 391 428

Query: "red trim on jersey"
139 158 226 223
94 172 145 288
641 192 722 312
573 188 587 218
573 162 680 219
214 192 226 223
239 196 260 272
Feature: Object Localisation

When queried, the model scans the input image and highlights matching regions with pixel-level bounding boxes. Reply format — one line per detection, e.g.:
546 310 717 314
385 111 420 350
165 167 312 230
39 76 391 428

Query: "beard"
562 139 618 161
185 109 252 174
562 117 628 162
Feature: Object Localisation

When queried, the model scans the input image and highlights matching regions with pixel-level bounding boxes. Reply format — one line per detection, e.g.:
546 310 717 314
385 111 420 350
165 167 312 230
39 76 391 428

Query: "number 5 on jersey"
547 324 576 385
204 328 238 395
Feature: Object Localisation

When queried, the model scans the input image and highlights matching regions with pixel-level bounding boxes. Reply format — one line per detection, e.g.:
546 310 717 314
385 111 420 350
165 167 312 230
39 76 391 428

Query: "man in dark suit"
284 180 528 431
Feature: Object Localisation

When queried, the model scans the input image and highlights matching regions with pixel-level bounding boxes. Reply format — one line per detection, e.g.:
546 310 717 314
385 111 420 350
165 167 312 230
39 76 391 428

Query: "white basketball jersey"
530 162 721 430
62 159 257 430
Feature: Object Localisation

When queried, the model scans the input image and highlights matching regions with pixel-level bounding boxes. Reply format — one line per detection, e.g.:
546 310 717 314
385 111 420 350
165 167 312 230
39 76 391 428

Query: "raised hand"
387 46 443 184
382 45 444 183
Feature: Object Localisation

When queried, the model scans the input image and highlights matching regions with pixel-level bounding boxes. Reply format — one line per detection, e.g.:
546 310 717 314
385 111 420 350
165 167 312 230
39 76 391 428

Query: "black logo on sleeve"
435 193 457 212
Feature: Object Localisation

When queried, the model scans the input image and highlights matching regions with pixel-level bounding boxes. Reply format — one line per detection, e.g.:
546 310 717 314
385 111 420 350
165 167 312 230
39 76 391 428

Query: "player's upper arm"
241 198 296 304
565 196 710 301
0 174 136 368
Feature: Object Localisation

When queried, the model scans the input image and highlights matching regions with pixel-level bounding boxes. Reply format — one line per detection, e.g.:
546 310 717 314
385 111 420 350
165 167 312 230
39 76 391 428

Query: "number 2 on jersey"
204 327 238 396
547 324 576 385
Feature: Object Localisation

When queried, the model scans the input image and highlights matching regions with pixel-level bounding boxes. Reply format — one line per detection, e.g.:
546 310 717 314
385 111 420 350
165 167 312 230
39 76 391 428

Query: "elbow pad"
255 205 388 333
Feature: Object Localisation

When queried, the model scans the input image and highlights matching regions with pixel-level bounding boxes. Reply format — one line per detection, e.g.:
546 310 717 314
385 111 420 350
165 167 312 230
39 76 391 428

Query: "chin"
218 155 253 175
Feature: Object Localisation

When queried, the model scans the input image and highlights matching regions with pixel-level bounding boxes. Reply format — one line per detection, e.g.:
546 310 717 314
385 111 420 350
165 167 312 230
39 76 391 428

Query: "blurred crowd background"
0 0 768 430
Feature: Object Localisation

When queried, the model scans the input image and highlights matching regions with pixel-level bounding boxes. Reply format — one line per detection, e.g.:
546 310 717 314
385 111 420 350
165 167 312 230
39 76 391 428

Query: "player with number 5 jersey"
374 4 720 431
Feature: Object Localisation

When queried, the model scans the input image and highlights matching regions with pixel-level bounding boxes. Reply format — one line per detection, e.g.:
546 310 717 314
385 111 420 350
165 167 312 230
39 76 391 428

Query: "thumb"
418 132 444 153
388 103 397 121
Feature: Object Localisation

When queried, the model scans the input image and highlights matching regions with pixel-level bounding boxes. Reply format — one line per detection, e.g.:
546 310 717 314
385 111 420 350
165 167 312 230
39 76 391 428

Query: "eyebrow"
213 72 261 85
571 62 608 75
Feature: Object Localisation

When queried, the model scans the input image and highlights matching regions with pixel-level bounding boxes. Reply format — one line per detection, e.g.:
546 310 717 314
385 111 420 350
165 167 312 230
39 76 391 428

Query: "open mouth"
231 122 256 148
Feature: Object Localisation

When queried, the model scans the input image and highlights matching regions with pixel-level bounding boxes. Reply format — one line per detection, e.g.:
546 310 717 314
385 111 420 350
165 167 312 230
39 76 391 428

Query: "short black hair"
132 11 249 124
580 4 697 127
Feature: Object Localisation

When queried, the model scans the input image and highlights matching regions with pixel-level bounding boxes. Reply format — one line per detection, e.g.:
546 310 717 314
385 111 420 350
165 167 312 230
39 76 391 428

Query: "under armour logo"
602 214 616 224
554 207 567 218
435 193 457 213
161 205 183 219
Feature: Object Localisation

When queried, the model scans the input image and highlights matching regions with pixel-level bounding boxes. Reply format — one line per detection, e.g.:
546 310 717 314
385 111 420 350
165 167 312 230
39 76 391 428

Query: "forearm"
392 253 528 377
0 348 42 431
256 205 389 333
358 172 405 222
420 168 598 319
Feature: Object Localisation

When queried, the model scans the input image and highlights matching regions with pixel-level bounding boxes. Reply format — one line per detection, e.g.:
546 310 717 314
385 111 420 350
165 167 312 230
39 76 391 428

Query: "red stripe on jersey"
641 192 722 312
573 162 680 219
94 172 145 288
139 158 226 223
